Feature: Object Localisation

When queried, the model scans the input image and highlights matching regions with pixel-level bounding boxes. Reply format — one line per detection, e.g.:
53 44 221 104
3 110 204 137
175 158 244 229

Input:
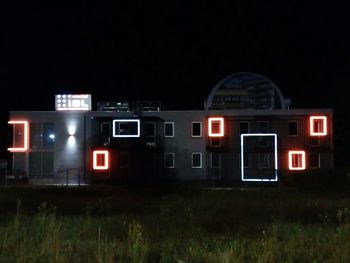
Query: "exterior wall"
8 109 333 185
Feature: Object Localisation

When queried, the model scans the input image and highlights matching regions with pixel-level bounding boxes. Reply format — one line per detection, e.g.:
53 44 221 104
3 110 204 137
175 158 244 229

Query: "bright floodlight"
288 150 306 170
8 120 29 152
113 119 140 137
208 117 224 137
310 116 327 136
240 133 278 182
93 150 109 170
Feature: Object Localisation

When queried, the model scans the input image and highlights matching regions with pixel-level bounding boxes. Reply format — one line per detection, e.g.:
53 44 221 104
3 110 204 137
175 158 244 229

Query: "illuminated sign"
240 133 278 182
113 119 140 138
93 150 109 170
310 116 327 136
288 150 306 170
8 120 29 152
55 94 91 111
208 117 224 137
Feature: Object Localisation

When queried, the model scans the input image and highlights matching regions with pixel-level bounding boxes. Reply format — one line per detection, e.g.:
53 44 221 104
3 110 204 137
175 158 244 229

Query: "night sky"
1 2 350 161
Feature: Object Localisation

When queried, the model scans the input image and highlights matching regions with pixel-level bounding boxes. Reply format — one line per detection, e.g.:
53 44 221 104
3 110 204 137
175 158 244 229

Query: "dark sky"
1 2 350 119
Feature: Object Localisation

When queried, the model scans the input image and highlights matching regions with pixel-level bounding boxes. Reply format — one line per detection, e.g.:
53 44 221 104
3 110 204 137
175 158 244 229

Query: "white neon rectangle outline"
8 120 29 152
112 119 140 137
93 150 109 170
240 133 278 182
208 117 224 137
310 116 327 136
191 152 203 168
288 150 306 170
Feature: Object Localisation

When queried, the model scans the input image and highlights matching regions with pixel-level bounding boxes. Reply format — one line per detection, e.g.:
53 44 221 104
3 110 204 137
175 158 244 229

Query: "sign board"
55 94 91 111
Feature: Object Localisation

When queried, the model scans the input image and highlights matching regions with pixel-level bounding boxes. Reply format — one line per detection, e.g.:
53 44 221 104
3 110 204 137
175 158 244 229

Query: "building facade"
7 73 334 185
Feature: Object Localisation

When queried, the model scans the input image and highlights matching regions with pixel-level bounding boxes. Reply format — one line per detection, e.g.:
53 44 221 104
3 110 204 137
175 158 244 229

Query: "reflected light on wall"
67 135 76 147
8 120 29 152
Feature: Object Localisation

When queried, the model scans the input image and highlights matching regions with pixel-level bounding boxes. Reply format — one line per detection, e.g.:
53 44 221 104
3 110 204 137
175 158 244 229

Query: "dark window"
192 153 202 168
119 122 138 136
29 152 53 177
210 138 221 146
309 153 320 168
310 137 320 146
192 122 202 137
258 122 268 146
211 153 221 168
144 122 156 137
239 121 249 134
30 123 55 149
164 122 174 137
288 121 297 136
13 153 25 176
164 153 175 168
101 122 110 136
259 153 269 168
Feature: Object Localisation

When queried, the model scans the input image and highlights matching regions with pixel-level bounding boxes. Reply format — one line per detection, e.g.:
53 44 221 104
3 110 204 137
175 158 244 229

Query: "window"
259 153 269 168
30 123 55 149
192 122 202 137
310 116 327 136
113 119 140 137
288 121 297 136
119 152 129 168
29 152 54 177
240 154 250 168
164 153 175 168
258 121 269 146
210 153 221 168
239 121 249 134
209 138 221 147
8 120 29 152
192 153 202 168
208 117 224 137
13 153 25 176
310 137 320 147
144 122 156 137
288 151 306 170
164 122 174 137
101 122 111 136
309 153 320 168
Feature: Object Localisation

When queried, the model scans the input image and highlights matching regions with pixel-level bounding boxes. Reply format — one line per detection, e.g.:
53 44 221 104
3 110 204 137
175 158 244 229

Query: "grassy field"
1 185 350 262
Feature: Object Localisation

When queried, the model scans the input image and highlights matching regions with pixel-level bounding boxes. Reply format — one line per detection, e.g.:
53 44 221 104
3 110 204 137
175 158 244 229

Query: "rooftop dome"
205 72 287 110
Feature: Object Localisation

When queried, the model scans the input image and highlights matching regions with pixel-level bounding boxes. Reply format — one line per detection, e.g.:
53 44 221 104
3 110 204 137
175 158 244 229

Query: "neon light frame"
112 119 140 138
93 150 109 170
310 116 327 136
288 150 306 170
240 133 278 182
208 117 224 137
8 120 29 152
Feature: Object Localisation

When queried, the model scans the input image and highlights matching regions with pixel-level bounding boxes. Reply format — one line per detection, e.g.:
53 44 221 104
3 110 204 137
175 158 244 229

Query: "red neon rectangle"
93 150 109 170
8 120 29 152
208 117 224 137
310 116 327 136
288 150 306 170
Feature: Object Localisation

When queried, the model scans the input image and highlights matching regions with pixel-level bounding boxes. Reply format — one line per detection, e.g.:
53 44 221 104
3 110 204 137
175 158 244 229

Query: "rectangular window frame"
144 122 156 137
164 122 175 138
191 121 202 137
164 152 175 168
191 152 203 168
288 121 298 136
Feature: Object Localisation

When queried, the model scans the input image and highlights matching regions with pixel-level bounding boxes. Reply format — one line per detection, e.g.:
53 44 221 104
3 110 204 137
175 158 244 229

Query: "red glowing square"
208 117 224 137
310 116 327 136
8 120 29 152
288 150 306 170
93 150 109 170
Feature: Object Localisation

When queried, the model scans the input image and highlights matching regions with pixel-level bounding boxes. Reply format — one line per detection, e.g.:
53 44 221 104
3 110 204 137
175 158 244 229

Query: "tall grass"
0 186 350 262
